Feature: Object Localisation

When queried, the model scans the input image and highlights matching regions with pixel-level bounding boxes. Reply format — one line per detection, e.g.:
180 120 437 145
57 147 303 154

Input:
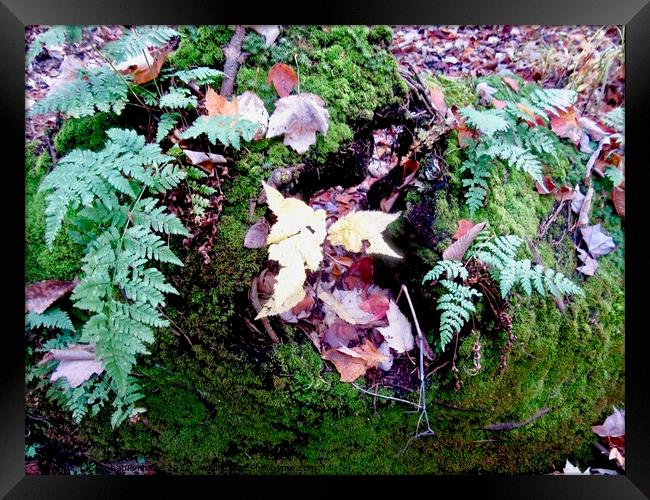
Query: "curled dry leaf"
502 76 519 92
380 159 420 213
550 106 584 145
205 87 239 116
40 343 104 388
182 149 227 174
577 187 594 227
580 224 616 258
592 407 625 439
244 217 270 249
246 25 281 46
267 63 299 98
428 85 448 115
321 340 389 383
25 279 77 314
576 248 598 276
327 211 402 258
443 221 487 261
237 91 269 140
376 301 414 354
266 93 329 153
612 185 625 219
117 49 170 85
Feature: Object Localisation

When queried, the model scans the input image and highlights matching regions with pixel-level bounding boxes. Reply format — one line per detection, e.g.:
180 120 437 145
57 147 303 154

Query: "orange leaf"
119 49 170 85
452 219 476 240
517 102 545 127
205 87 239 116
322 341 389 383
612 185 625 219
267 63 298 97
550 107 583 145
428 85 447 115
502 76 520 92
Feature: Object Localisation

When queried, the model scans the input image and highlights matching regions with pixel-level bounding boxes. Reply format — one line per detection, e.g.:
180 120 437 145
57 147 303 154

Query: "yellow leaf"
256 183 327 318
327 211 402 258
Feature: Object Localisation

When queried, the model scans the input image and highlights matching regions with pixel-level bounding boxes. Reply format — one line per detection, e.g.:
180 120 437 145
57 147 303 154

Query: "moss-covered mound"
25 25 624 475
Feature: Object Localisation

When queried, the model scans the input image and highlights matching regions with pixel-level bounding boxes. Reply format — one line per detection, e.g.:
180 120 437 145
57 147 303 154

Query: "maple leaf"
377 301 414 353
267 63 299 98
321 341 389 383
255 183 327 319
205 87 239 116
25 279 77 314
327 211 402 258
40 343 104 388
237 91 269 140
266 93 329 153
443 221 487 261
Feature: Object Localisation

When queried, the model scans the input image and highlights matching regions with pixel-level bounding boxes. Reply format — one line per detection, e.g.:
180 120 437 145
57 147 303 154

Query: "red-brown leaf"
25 280 77 314
612 185 625 219
443 222 487 261
452 219 476 240
502 76 520 92
267 63 298 97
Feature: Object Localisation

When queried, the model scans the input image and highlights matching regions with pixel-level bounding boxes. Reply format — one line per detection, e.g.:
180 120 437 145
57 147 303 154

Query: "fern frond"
482 140 543 181
423 260 468 283
103 26 179 64
180 115 258 148
166 67 224 85
459 106 511 137
28 26 83 64
159 87 198 109
530 88 576 116
603 107 624 133
156 112 180 143
25 308 74 331
29 66 129 118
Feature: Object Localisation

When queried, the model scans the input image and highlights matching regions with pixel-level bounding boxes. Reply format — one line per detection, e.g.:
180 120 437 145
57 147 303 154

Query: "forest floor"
24 25 625 476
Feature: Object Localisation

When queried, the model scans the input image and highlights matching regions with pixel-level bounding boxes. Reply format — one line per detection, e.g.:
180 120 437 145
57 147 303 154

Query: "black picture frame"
5 1 649 496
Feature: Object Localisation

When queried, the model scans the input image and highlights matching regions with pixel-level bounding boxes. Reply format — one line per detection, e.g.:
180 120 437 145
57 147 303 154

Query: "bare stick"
220 26 246 97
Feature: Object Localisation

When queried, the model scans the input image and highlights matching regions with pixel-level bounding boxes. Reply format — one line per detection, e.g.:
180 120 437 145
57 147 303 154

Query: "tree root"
220 26 246 97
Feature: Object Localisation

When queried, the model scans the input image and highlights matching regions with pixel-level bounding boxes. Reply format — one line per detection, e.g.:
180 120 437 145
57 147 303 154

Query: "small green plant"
37 128 188 427
458 78 578 215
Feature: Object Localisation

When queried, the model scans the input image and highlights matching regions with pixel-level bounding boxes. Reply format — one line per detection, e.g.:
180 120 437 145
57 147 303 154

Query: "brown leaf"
502 76 520 92
182 149 227 174
612 185 625 219
452 219 476 240
244 218 270 248
322 341 389 382
205 87 239 116
267 63 298 98
376 301 414 353
266 93 329 153
535 176 557 195
40 344 104 388
25 280 77 314
443 222 487 261
323 321 361 348
117 49 170 85
553 186 575 203
428 85 447 115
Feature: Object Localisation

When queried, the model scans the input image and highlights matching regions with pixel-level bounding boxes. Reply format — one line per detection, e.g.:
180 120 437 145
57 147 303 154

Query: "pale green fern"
103 26 179 64
159 87 198 109
180 115 258 148
459 106 511 137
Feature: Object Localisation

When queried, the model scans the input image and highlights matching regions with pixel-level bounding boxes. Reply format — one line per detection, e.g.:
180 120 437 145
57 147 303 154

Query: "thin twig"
351 383 421 409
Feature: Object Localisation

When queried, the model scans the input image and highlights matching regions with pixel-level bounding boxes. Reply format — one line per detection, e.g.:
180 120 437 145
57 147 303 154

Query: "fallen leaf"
323 321 362 348
550 106 584 145
267 63 298 98
563 460 591 475
117 48 169 85
377 301 414 353
516 102 545 127
592 407 625 439
321 340 389 382
255 183 327 319
279 292 314 323
319 288 374 325
25 279 77 314
343 256 375 290
452 219 476 240
553 186 574 203
580 224 616 258
612 185 625 219
327 211 402 258
577 187 594 226
237 91 269 140
359 290 390 321
609 447 625 469
576 248 598 276
266 93 329 153
247 25 281 46
380 159 420 212
491 98 507 109
502 76 519 92
244 218 270 249
205 87 239 116
443 221 487 261
377 341 394 371
40 343 104 388
182 149 227 173
535 176 557 195
476 81 497 100
428 85 447 115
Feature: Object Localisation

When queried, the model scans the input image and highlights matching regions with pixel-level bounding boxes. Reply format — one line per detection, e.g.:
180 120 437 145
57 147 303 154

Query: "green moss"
53 113 117 156
25 143 83 284
168 25 234 69
423 74 477 108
